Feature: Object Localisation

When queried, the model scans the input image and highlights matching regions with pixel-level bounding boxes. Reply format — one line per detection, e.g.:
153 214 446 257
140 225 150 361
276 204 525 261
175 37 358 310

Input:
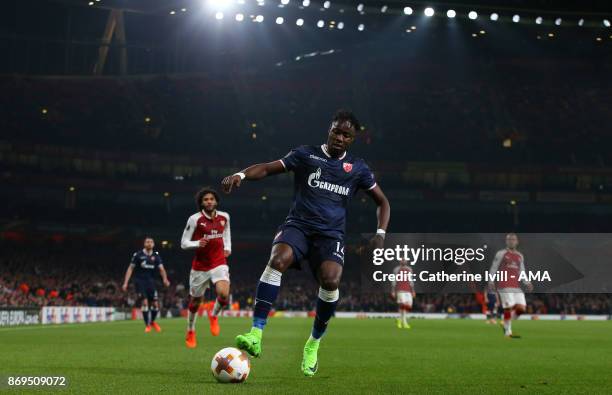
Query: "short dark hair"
143 236 154 242
195 186 220 210
333 109 361 132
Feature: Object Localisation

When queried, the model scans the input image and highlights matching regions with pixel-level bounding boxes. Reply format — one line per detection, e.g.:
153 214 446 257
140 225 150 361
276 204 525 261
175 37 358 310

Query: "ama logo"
307 168 350 196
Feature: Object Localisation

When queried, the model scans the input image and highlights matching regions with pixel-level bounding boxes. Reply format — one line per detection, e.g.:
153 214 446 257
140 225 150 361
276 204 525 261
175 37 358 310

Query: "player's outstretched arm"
365 185 391 248
221 160 286 193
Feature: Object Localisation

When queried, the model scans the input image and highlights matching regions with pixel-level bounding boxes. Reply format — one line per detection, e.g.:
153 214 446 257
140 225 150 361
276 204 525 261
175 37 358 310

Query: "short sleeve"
357 162 377 191
155 253 163 267
280 146 306 172
130 252 138 266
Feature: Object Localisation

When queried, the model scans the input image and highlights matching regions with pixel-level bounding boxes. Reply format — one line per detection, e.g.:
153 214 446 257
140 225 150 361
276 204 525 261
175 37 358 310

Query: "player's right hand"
221 174 242 194
198 238 209 248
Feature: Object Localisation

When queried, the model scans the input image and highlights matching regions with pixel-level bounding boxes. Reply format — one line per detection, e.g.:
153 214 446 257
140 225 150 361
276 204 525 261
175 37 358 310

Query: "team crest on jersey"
343 162 353 173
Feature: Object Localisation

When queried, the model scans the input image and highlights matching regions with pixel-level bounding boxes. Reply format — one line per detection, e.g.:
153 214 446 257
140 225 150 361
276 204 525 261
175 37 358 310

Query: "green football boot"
235 327 262 357
301 337 320 377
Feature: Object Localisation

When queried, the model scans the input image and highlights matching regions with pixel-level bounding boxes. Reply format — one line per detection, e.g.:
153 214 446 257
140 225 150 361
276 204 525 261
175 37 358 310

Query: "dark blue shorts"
272 223 345 271
135 279 158 300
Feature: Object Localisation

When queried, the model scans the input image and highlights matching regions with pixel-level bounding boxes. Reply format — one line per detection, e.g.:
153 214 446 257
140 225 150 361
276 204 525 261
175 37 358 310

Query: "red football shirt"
181 210 231 271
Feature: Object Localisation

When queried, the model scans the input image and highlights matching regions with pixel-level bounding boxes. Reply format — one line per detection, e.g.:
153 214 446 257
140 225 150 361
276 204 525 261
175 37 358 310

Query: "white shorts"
499 290 526 309
396 292 413 307
189 265 230 297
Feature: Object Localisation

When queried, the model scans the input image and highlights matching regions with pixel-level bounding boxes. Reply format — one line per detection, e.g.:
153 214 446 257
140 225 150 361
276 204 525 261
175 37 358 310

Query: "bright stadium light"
338 21 344 29
381 5 388 13
555 18 562 26
255 14 264 22
578 18 584 26
604 19 611 27
317 19 325 28
296 18 304 26
276 16 284 24
323 1 331 8
281 0 290 4
358 23 365 31
535 16 543 24
403 7 413 15
302 0 310 6
209 0 232 10
424 7 434 17
468 11 477 20
447 10 456 18
235 13 244 21
490 13 499 21
512 14 520 23
215 11 224 20
357 4 364 12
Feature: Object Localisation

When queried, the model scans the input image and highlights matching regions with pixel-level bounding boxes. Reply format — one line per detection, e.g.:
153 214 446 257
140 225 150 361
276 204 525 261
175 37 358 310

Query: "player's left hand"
163 279 170 287
224 250 231 258
221 174 242 194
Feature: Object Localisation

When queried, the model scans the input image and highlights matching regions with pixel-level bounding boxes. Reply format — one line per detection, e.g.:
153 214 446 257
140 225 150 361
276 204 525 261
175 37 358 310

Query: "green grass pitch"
1 317 611 394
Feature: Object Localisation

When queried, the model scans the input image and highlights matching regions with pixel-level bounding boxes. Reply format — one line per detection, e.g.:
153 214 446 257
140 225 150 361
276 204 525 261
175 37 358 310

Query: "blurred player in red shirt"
488 233 533 338
391 259 415 329
181 187 232 348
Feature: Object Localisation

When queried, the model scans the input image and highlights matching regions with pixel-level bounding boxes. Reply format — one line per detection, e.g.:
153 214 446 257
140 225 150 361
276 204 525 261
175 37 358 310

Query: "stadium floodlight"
555 18 562 26
317 20 325 28
296 18 304 26
215 11 224 20
357 4 364 12
512 14 520 23
490 13 499 21
281 0 290 4
235 13 244 21
578 18 584 26
447 10 456 19
468 11 477 20
403 7 413 15
255 15 264 22
357 23 365 31
424 7 434 17
535 16 543 25
338 21 344 29
209 0 232 10
276 17 284 24
324 1 331 8
381 5 388 13
302 0 310 6
604 19 611 27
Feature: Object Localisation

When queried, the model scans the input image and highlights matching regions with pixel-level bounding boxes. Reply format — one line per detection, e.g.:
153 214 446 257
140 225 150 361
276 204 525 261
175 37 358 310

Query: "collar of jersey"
201 210 216 220
321 144 347 160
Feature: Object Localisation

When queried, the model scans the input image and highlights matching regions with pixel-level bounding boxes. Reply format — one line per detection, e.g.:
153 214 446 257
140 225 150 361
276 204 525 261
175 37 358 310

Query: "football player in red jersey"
181 187 232 348
391 259 415 329
488 233 533 338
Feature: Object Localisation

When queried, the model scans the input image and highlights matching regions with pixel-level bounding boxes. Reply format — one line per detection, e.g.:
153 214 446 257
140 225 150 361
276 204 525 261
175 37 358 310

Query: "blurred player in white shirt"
487 233 533 338
391 260 415 329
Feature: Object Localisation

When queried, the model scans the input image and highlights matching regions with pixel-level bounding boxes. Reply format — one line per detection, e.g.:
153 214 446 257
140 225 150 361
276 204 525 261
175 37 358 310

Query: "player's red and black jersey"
280 144 376 238
130 249 163 280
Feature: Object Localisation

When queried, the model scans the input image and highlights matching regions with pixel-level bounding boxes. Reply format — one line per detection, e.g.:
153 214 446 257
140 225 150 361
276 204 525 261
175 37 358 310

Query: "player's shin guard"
311 287 339 340
142 305 150 326
212 296 228 317
187 300 199 331
252 266 282 330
